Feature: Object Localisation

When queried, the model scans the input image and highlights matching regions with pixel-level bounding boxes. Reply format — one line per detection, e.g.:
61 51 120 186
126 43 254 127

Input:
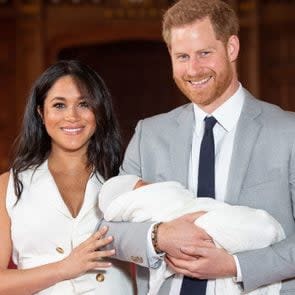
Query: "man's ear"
227 35 240 62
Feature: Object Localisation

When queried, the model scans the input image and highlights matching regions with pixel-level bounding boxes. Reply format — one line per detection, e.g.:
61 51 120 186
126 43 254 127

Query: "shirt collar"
193 83 244 135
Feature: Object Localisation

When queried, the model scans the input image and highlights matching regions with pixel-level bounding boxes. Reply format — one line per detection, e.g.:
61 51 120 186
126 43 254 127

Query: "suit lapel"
226 91 263 204
170 104 194 188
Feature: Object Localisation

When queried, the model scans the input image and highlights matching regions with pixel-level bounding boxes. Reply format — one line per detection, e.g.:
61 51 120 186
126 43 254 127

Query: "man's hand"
166 246 237 279
157 212 213 259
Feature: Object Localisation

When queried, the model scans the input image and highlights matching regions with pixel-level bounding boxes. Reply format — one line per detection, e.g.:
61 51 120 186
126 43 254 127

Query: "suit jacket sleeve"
101 121 154 267
236 139 295 292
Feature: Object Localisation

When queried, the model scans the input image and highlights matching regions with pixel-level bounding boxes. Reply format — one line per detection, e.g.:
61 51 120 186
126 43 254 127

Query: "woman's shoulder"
0 172 10 188
0 171 10 203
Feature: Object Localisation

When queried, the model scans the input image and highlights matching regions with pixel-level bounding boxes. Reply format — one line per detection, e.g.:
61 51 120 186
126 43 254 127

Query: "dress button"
56 247 64 254
96 273 105 282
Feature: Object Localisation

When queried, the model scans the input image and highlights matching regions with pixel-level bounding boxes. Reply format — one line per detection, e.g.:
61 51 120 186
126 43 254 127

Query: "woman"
0 60 134 294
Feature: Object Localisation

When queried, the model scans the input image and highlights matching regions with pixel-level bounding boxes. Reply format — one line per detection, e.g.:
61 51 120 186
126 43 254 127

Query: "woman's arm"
0 172 115 295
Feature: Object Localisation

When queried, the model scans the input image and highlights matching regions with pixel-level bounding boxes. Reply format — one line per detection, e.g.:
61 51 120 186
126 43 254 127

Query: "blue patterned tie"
180 116 217 295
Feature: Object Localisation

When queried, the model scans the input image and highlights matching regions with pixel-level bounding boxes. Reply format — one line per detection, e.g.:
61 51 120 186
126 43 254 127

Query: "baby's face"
133 180 149 190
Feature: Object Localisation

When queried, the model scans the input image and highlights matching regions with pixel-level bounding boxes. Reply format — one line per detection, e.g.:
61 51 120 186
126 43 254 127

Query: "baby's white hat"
99 175 141 212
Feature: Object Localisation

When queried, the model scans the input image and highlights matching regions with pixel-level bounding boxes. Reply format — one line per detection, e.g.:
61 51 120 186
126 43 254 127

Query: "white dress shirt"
170 84 245 295
147 84 245 294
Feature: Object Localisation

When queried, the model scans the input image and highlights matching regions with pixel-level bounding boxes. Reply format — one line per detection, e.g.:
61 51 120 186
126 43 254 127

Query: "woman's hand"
58 226 115 280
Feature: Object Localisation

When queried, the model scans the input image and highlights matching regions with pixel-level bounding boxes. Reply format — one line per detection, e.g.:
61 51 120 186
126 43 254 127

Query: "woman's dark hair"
12 60 123 200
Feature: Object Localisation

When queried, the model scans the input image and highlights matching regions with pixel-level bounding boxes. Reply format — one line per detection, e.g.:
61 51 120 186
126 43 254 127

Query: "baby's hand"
133 179 149 189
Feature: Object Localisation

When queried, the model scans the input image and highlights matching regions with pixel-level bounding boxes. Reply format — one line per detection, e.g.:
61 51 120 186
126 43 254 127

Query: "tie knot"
204 116 217 131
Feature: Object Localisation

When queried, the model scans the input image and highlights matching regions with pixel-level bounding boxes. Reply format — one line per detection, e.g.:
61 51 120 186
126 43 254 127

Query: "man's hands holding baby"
156 212 237 279
157 212 211 258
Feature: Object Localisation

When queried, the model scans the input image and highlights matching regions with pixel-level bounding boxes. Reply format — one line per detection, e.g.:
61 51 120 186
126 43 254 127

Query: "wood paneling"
260 23 295 110
0 11 16 172
0 0 294 173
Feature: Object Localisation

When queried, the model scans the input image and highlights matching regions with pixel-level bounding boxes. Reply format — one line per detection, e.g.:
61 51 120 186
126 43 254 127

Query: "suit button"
130 256 143 264
56 247 64 254
96 273 105 282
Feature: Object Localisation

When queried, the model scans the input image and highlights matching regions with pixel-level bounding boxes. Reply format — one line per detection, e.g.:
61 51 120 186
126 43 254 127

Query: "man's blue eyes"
176 52 211 61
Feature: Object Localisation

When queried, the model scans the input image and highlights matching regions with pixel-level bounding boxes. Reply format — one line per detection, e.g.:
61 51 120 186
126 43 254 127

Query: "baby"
99 175 285 295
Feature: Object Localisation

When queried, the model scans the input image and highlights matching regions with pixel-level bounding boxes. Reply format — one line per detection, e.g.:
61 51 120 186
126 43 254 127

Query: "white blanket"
99 177 285 295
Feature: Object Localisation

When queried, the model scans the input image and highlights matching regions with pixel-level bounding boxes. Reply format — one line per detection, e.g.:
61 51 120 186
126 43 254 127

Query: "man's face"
170 17 239 113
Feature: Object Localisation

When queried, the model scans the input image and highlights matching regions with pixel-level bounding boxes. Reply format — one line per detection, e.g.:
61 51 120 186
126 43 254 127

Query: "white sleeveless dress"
6 161 134 294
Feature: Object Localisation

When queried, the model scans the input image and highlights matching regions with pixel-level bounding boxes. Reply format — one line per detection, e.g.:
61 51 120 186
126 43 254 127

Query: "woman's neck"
47 149 89 174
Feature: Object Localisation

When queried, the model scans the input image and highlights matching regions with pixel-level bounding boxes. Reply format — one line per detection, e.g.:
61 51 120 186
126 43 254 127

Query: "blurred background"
0 0 294 172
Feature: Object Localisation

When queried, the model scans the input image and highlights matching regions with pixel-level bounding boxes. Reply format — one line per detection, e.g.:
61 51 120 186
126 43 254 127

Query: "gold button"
56 247 64 254
96 273 105 282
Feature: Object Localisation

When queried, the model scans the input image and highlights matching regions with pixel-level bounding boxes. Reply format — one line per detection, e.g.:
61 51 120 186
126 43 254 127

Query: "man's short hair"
162 0 239 47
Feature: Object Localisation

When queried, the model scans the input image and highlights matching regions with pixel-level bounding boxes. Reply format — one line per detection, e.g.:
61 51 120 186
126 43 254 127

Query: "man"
105 0 295 294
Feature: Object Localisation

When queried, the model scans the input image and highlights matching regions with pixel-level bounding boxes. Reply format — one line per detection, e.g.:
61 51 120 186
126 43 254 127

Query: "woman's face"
40 75 96 154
